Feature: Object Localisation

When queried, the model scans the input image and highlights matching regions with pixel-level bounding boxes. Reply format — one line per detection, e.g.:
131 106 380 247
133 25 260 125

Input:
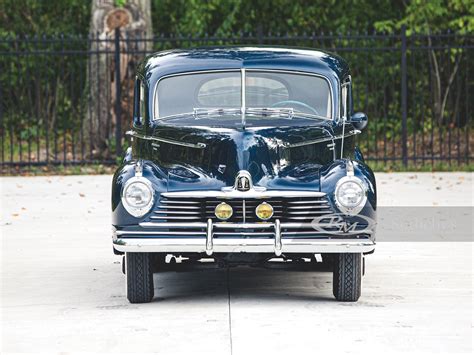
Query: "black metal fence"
0 28 472 168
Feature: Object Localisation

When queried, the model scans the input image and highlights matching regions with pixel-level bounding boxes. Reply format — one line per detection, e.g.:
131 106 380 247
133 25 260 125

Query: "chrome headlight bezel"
334 175 367 215
121 176 154 218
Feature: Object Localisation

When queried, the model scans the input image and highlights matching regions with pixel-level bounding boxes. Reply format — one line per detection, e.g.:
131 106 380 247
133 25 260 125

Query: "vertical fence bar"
114 28 122 158
401 25 408 167
0 76 3 165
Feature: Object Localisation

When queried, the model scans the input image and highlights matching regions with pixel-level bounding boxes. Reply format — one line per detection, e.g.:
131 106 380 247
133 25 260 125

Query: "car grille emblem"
234 171 252 191
237 176 250 191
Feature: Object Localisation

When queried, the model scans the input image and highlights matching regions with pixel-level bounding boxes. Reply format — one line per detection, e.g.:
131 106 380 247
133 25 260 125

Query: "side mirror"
349 112 368 131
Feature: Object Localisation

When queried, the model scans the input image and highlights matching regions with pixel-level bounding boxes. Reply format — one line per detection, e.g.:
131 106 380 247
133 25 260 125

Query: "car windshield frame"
153 69 334 122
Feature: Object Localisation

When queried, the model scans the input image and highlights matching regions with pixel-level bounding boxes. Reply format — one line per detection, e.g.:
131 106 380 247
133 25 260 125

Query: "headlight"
334 176 367 215
255 202 274 220
121 177 154 217
215 202 233 220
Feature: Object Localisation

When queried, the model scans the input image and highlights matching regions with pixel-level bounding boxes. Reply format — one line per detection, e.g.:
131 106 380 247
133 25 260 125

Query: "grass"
1 164 116 176
367 161 474 173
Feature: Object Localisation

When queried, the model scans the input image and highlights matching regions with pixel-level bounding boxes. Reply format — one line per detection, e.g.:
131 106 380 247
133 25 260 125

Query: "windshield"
154 70 332 120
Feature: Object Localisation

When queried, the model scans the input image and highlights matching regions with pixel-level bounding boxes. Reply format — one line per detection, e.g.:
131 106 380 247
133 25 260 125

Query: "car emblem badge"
237 176 250 191
235 171 252 191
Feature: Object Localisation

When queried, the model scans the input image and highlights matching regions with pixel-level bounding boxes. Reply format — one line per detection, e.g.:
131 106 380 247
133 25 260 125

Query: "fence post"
114 27 122 158
401 25 408 167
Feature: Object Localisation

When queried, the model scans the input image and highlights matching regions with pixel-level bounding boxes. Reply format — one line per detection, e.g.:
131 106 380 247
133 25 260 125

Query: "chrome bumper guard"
113 219 375 255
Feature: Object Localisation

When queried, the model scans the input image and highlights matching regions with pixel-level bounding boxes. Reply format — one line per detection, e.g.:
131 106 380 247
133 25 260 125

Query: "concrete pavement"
1 173 472 354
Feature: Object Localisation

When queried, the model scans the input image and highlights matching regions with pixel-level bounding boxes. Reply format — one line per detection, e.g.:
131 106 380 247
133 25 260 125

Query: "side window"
133 78 146 126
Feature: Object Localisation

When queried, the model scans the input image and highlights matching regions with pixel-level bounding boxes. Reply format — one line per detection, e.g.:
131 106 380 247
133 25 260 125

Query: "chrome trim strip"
213 223 275 229
150 216 202 220
282 222 343 229
126 130 207 149
116 230 206 236
160 200 200 204
214 232 275 236
287 205 331 210
154 210 200 215
287 211 333 215
155 205 201 210
113 238 375 253
138 221 345 229
162 190 327 199
286 216 333 220
140 222 207 228
284 129 360 148
287 200 329 204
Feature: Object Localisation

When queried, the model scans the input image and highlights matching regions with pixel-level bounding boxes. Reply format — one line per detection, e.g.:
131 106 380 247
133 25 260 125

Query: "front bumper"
113 219 375 255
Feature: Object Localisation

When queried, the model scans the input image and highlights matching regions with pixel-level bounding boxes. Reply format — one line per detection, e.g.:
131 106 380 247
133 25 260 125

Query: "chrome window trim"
152 68 335 121
126 130 207 149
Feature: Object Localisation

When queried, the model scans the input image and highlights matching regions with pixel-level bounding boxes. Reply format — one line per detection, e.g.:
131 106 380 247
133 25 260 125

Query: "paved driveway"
1 173 472 354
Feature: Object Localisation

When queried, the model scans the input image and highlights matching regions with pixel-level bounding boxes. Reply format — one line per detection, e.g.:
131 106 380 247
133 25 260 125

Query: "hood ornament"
235 171 252 191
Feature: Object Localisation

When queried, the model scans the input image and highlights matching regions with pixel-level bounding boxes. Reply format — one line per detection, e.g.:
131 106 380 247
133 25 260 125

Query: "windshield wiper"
156 107 332 122
246 107 332 121
193 107 241 118
290 111 333 121
245 107 294 119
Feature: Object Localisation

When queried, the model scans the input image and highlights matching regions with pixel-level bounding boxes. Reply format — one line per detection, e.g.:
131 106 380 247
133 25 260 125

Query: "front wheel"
126 252 154 303
332 253 362 302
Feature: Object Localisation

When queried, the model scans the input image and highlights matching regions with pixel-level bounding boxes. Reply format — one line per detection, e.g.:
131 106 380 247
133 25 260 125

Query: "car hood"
148 120 336 192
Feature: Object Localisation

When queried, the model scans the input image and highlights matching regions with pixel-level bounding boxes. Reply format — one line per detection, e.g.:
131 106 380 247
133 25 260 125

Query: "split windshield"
154 70 332 121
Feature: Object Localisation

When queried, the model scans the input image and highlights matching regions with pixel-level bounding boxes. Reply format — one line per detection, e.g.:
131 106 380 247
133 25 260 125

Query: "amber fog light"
215 202 233 220
256 202 274 221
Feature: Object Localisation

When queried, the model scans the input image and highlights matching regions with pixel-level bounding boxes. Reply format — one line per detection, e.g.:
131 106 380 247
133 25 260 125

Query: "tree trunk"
85 0 152 159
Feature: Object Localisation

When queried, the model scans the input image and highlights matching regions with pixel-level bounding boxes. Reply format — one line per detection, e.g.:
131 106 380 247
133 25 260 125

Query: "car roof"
138 46 350 82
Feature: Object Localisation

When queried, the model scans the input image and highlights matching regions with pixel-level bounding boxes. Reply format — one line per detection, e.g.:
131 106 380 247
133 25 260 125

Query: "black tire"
332 253 362 302
126 252 154 303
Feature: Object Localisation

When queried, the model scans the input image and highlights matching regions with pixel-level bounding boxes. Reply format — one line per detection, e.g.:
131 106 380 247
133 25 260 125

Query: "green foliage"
0 1 471 36
374 0 474 33
0 0 91 35
151 0 406 35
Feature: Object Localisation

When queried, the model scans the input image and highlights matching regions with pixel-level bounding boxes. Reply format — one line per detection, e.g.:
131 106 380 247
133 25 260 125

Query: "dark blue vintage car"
112 47 376 303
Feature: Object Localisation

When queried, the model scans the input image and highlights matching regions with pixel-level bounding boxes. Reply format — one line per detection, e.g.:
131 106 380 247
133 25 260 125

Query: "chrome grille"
151 195 333 224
